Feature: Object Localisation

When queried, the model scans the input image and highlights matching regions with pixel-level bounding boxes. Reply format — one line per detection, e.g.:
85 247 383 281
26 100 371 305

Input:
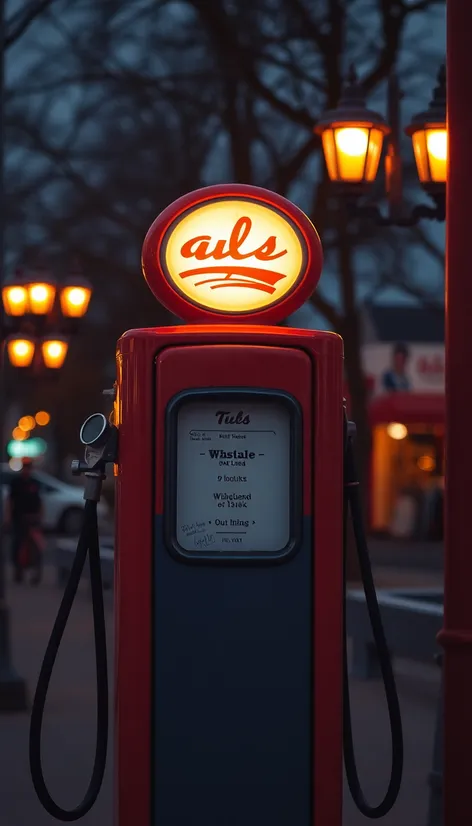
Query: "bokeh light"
387 422 408 440
19 415 36 432
35 410 51 426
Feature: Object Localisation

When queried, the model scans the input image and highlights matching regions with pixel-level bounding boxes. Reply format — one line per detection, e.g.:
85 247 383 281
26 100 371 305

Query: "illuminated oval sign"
142 184 323 323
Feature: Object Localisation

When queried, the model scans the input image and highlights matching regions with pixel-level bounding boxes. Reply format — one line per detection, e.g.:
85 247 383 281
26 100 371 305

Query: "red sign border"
141 183 323 324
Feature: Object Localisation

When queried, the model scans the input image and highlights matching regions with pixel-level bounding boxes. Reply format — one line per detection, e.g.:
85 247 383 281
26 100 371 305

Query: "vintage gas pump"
29 184 403 825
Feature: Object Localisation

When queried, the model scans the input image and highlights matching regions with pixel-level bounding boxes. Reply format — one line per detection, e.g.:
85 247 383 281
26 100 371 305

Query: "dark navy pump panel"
152 389 313 826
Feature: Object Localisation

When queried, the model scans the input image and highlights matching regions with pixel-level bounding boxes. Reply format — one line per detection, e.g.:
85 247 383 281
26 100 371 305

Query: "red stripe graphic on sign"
179 266 287 293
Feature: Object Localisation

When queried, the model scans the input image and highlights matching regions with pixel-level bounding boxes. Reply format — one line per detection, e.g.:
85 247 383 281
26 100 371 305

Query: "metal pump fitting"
71 413 119 502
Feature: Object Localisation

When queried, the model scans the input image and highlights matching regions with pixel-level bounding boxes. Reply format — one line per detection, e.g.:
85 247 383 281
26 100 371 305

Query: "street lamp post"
0 261 92 711
0 0 28 712
317 59 450 821
315 64 447 227
2 262 92 373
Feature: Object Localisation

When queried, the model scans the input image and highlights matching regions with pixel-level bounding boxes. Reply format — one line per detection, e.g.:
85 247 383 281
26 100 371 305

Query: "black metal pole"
385 73 404 223
0 0 28 712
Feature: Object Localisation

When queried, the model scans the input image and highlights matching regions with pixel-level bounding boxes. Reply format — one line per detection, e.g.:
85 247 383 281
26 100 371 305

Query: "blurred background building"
362 303 444 540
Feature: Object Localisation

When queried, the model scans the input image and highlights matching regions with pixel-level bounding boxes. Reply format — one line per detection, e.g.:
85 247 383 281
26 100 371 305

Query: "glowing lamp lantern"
405 65 447 196
6 336 35 367
315 67 390 190
1 268 30 316
41 337 69 369
60 269 92 318
2 283 28 316
26 268 57 315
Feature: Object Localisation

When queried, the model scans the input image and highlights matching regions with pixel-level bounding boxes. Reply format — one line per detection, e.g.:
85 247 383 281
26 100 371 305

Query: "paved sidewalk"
0 568 113 826
0 565 439 826
371 565 443 590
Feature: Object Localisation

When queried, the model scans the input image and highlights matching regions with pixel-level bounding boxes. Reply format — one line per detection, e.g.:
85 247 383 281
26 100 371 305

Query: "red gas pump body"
113 183 344 825
115 323 344 826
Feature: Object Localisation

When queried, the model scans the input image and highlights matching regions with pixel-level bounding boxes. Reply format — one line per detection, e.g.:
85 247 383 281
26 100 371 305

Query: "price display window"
164 389 303 563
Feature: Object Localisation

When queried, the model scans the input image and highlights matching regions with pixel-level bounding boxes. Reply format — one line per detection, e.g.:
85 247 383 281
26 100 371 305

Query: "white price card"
174 398 293 553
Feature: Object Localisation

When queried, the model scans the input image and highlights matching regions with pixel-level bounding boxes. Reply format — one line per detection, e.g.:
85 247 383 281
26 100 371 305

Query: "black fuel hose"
29 499 108 821
343 431 404 817
28 426 399 820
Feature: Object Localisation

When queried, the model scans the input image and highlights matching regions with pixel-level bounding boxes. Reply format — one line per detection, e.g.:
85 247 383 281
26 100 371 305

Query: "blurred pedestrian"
6 458 44 584
381 342 411 393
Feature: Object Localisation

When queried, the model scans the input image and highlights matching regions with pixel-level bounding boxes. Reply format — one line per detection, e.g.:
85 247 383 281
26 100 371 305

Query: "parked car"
1 464 111 535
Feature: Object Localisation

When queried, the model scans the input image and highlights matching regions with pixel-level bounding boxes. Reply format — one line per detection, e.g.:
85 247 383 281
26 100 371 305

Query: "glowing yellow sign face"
160 199 306 314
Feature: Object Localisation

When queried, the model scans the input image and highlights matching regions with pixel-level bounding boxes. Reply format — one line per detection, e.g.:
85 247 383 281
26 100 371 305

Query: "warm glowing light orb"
28 281 56 314
7 337 35 367
417 454 436 472
60 284 92 318
426 130 447 161
30 285 48 302
335 127 369 157
35 410 51 426
19 416 36 432
48 342 61 358
9 287 27 304
41 338 68 369
2 285 28 316
387 422 408 440
68 287 86 306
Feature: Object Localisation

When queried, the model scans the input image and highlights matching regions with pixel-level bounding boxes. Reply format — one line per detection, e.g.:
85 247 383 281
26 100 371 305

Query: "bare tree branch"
401 0 444 12
362 1 406 93
276 134 320 195
187 0 315 128
7 69 218 98
5 0 56 49
412 225 445 265
285 0 328 51
381 273 444 311
309 289 343 330
10 120 144 239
